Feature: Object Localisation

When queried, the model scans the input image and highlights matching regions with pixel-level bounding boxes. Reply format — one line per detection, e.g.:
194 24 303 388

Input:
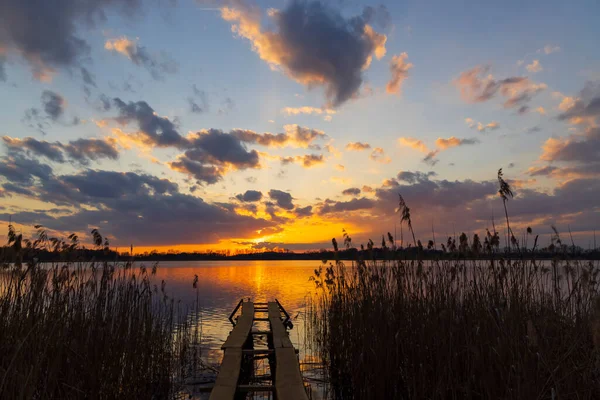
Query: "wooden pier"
209 299 309 400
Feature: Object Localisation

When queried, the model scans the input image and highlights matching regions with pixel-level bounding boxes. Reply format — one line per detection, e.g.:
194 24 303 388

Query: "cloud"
0 55 6 82
0 0 142 79
281 106 336 116
62 138 119 165
465 118 500 132
81 67 96 87
319 197 375 214
188 86 209 114
526 60 543 73
0 162 275 246
280 154 325 168
362 185 374 193
398 137 428 153
113 98 186 147
41 90 65 121
370 147 391 163
454 65 546 112
236 190 263 202
346 141 371 151
294 205 313 218
269 189 294 210
342 187 361 196
232 124 326 148
541 45 560 55
172 129 261 183
540 127 600 164
400 135 479 166
535 106 546 115
220 0 387 106
105 37 178 80
386 52 413 94
397 170 436 184
169 158 221 185
422 150 440 166
2 136 119 165
435 136 479 149
557 82 600 125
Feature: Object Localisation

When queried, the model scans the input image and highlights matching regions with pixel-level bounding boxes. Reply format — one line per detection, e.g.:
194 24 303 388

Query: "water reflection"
151 260 321 364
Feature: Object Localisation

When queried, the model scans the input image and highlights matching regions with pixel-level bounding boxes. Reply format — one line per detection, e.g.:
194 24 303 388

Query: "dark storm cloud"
319 197 375 214
112 98 264 184
169 157 222 185
113 98 186 147
236 190 263 202
0 0 141 77
0 153 53 186
63 138 119 164
269 189 294 210
396 170 437 184
223 0 387 107
186 129 260 168
294 205 313 218
2 136 119 165
342 187 361 196
2 136 64 162
0 163 276 246
42 90 65 121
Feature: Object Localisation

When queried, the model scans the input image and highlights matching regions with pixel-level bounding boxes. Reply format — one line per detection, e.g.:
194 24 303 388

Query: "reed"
0 226 196 399
309 171 600 399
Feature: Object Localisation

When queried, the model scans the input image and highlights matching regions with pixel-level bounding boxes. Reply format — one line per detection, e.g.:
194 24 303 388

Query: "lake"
152 260 323 364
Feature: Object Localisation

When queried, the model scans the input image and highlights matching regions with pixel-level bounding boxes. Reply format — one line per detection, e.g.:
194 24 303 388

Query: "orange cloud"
398 137 429 153
281 106 336 116
386 52 413 94
526 59 543 73
346 141 371 151
370 147 391 164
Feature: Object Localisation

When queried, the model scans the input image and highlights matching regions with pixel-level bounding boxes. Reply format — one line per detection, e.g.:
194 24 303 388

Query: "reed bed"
0 227 197 399
310 257 600 399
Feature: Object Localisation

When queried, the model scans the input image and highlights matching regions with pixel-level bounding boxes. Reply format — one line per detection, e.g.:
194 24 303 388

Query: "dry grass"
0 227 197 399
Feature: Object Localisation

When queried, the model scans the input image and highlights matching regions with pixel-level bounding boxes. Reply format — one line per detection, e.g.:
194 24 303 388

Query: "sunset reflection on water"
151 260 322 363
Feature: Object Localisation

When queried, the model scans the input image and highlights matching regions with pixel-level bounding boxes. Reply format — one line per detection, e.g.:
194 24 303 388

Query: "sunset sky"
0 0 599 252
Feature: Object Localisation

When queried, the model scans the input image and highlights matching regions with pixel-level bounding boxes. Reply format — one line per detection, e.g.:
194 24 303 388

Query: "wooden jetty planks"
210 300 307 400
222 302 254 349
275 347 309 400
268 302 308 400
210 301 255 400
209 348 243 400
268 302 293 348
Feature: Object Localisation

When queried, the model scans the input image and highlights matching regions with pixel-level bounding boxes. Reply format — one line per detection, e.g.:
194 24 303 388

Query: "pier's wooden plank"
209 348 243 400
275 347 309 400
268 302 293 348
222 301 255 349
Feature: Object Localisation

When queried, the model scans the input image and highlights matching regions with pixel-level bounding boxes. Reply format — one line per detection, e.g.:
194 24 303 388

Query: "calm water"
151 260 322 363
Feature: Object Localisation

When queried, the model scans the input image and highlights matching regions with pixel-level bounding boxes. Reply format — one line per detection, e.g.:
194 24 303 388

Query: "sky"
0 0 599 253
